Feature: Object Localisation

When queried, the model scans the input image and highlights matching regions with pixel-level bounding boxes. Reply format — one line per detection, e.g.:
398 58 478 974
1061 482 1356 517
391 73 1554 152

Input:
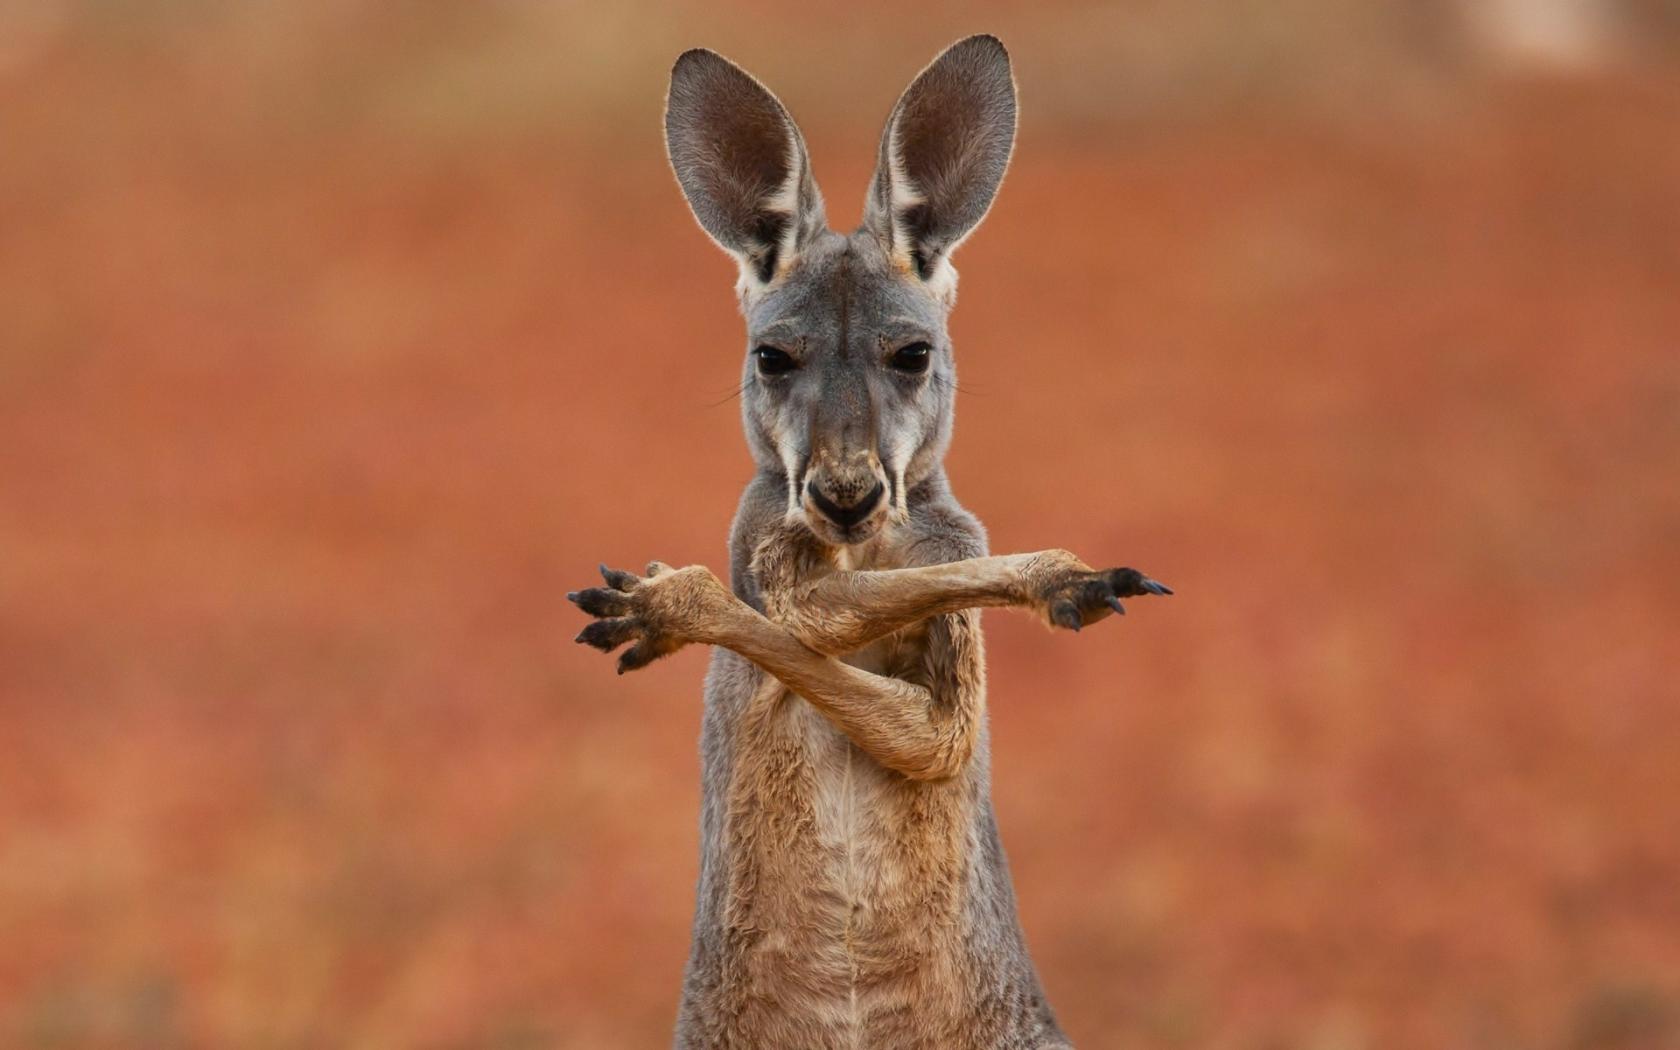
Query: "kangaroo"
569 35 1171 1049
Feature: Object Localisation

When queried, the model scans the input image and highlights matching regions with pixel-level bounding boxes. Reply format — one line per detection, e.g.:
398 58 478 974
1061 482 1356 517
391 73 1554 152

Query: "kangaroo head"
665 35 1017 548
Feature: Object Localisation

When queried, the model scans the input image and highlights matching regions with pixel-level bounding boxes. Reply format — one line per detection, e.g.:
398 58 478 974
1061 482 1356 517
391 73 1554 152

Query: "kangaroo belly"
718 688 975 1044
682 661 1065 1050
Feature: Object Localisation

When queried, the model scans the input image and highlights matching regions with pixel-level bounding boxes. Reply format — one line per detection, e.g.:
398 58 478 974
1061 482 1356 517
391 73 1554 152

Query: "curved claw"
617 639 662 674
1105 595 1127 616
1050 599 1083 632
576 617 638 652
1107 567 1174 598
598 563 641 591
570 586 631 617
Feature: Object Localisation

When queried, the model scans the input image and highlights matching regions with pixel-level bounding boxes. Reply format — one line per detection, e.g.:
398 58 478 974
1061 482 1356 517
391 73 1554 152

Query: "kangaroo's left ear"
864 35 1017 286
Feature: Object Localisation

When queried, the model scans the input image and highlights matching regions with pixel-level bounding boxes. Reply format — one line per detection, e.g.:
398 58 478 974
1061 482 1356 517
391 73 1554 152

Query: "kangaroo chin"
569 34 1171 1049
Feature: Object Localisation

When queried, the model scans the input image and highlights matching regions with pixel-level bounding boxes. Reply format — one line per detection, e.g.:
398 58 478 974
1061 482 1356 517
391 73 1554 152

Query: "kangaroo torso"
674 477 1066 1049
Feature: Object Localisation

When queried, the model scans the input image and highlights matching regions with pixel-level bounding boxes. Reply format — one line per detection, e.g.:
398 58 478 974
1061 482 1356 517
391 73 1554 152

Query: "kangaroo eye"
753 346 796 376
890 341 932 374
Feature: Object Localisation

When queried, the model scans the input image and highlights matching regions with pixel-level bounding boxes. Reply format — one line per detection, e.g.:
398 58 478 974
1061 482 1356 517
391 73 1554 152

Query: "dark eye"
753 345 796 376
889 341 932 374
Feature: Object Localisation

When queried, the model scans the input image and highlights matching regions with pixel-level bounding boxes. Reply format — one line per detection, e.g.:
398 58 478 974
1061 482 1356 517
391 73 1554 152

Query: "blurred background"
3 2 1679 1047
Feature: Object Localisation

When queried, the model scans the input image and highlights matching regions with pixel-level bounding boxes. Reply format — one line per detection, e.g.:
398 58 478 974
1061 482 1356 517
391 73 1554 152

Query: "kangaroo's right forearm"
696 600 972 781
768 552 1054 656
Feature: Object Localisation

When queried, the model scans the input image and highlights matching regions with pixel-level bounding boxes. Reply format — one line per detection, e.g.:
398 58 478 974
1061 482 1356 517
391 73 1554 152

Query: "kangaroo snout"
807 478 885 530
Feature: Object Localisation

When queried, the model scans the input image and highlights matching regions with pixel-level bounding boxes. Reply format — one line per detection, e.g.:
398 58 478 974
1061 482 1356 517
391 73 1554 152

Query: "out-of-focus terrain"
2 3 1678 1047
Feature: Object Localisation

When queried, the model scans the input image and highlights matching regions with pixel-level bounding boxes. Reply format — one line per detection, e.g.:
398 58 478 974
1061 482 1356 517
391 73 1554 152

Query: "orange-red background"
3 3 1678 1047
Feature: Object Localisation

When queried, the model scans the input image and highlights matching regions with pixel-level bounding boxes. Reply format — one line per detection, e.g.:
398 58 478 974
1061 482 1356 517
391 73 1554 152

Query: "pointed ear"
664 49 826 288
864 35 1017 285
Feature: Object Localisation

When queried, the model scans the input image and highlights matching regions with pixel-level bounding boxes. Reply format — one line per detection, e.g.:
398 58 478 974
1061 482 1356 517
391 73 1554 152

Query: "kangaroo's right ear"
665 49 826 290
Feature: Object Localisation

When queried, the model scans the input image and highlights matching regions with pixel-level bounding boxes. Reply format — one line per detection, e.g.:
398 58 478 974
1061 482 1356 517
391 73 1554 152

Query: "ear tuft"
865 35 1017 281
665 49 825 287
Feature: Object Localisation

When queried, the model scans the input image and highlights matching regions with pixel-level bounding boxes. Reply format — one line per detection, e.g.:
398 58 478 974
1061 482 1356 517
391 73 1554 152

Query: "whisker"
932 372 976 397
704 377 752 408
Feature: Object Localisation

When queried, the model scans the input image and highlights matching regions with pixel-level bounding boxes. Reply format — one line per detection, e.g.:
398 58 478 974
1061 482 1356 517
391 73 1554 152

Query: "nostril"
807 480 885 529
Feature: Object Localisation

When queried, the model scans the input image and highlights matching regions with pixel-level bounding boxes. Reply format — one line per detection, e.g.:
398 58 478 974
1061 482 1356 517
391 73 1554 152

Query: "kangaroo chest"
795 625 943 917
717 657 976 1041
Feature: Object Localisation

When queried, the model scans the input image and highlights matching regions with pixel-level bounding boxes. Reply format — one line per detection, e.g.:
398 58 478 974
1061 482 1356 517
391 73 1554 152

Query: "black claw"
598 563 640 591
617 640 659 674
577 617 636 652
566 591 579 603
1108 568 1173 598
1050 600 1083 632
1105 596 1127 616
572 586 630 617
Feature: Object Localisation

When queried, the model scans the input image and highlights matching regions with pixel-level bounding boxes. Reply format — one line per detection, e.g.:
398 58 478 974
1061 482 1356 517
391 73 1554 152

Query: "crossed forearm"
572 548 1157 779
697 599 972 780
763 552 1052 656
693 552 1057 778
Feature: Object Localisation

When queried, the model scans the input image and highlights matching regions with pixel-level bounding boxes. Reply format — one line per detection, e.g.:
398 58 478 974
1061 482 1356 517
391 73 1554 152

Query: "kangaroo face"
739 231 952 546
665 37 1016 549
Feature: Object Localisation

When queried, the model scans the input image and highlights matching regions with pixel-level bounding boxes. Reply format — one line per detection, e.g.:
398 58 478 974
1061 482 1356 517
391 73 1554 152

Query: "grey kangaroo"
570 35 1171 1049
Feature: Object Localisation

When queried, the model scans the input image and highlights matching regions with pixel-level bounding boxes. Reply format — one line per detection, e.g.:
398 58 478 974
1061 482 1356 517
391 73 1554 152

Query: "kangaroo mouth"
802 478 889 547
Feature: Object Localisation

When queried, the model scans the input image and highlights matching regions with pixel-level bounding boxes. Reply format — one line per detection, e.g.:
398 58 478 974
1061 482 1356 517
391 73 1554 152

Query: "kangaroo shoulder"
903 494 988 565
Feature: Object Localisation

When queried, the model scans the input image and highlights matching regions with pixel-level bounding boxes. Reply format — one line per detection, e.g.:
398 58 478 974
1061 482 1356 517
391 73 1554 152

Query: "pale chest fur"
792 544 953 927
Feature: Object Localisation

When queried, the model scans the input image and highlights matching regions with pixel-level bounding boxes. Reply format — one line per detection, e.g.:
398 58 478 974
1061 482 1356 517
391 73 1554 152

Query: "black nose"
807 480 885 529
